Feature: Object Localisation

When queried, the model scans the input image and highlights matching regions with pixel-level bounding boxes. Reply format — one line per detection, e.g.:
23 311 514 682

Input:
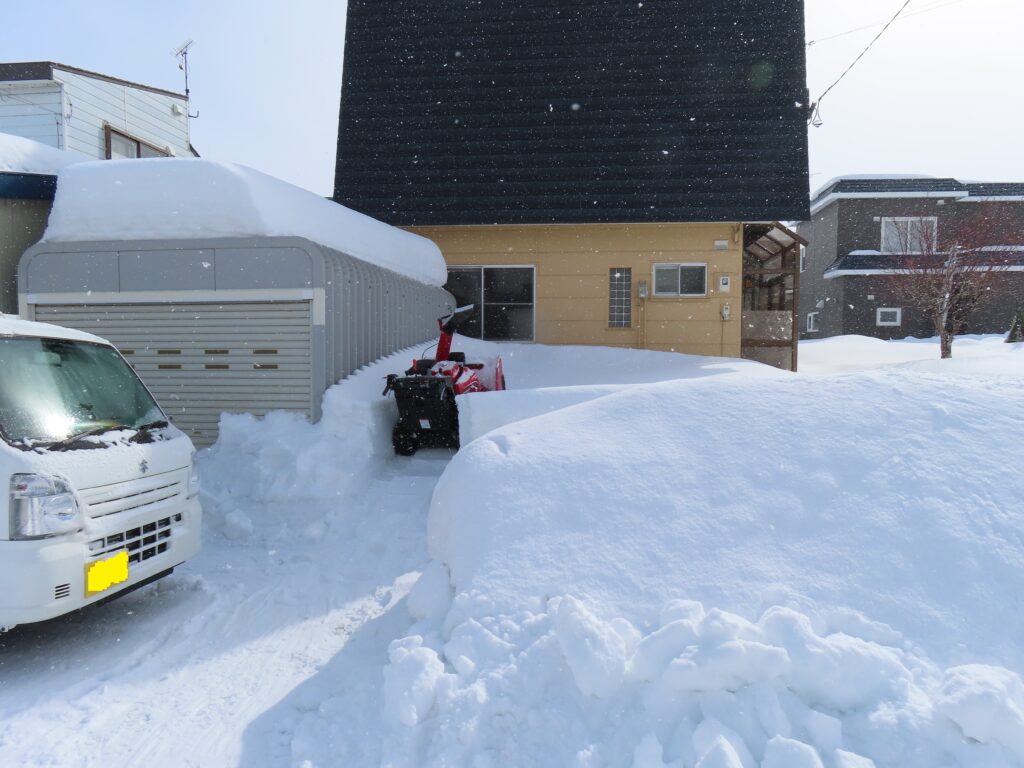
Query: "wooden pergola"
741 222 808 371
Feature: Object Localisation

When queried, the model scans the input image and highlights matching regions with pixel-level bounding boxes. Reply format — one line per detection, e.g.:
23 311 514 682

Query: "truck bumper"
0 496 202 629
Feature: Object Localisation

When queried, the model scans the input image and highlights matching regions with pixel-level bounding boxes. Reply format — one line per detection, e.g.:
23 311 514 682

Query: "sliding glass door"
444 266 535 341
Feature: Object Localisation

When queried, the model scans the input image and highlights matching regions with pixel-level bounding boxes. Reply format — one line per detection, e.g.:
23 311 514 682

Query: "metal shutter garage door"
33 302 314 447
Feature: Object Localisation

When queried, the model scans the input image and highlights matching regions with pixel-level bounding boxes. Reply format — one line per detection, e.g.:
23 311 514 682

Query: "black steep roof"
335 0 810 226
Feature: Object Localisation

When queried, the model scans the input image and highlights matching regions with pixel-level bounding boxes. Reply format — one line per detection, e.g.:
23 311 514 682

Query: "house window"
806 312 820 332
444 266 535 341
652 263 707 297
608 268 632 328
105 126 170 160
876 307 902 327
799 244 807 273
881 217 937 253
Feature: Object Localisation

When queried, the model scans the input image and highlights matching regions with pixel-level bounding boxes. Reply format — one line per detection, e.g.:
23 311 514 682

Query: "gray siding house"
0 62 200 312
0 62 196 160
797 177 1024 339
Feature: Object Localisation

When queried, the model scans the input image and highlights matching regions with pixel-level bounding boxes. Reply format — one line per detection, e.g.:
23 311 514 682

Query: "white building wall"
0 82 65 149
55 68 190 159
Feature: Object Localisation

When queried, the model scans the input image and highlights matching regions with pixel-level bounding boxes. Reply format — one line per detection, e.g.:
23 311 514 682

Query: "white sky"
1 0 1021 199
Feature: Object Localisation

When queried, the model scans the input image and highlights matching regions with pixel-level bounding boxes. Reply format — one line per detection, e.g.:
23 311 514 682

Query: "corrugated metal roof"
827 249 1024 274
335 0 810 226
964 183 1024 197
0 61 185 100
810 177 1024 208
811 178 967 204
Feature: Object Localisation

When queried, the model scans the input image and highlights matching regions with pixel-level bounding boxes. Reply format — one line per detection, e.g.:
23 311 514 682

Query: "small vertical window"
609 268 632 328
876 307 902 327
806 312 820 332
799 244 807 273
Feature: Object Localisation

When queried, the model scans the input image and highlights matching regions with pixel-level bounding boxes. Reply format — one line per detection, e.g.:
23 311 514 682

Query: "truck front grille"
87 513 182 565
79 470 187 520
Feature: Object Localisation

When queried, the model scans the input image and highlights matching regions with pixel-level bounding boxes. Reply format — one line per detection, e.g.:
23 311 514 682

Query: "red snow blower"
383 305 505 455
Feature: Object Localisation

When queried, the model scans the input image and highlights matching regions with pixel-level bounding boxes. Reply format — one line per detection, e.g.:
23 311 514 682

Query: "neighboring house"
334 1 810 369
798 176 1024 340
0 62 197 312
0 61 195 160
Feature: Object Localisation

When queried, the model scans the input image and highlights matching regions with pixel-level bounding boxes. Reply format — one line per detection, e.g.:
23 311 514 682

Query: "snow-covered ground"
1 334 1022 767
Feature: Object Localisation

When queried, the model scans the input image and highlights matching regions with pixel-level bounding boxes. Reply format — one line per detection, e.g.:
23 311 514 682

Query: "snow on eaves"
43 159 448 287
0 132 83 175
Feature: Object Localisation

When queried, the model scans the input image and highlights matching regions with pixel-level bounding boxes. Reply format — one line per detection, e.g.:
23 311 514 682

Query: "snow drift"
43 159 447 286
384 351 1024 766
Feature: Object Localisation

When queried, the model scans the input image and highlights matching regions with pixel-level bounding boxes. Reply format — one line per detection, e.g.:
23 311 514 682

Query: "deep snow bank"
449 339 780 443
385 367 1024 767
200 348 415 513
800 334 1024 376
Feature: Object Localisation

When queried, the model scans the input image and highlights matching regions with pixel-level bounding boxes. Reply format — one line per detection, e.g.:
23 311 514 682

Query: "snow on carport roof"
0 132 82 175
43 159 448 287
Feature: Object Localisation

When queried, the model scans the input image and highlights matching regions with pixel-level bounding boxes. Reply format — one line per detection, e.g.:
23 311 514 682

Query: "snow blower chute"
383 305 505 455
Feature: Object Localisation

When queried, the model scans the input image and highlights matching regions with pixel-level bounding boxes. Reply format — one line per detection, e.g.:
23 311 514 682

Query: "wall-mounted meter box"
718 275 731 293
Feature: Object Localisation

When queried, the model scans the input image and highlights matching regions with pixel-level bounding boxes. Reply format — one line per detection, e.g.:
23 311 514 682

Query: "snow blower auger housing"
384 305 505 455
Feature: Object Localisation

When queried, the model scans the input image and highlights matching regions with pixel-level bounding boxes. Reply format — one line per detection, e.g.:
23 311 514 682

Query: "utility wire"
0 90 66 119
807 0 968 47
809 0 915 127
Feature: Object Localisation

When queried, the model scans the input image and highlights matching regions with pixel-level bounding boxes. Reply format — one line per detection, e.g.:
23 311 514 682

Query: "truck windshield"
0 336 164 446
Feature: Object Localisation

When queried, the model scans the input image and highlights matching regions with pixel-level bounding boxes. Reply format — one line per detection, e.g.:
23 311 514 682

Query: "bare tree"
888 214 1011 358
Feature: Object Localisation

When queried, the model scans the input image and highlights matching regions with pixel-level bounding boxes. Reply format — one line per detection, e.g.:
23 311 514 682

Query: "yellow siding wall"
408 223 743 357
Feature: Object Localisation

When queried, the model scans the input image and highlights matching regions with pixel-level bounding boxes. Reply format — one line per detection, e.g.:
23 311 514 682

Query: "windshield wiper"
136 419 169 432
47 423 131 450
129 419 170 443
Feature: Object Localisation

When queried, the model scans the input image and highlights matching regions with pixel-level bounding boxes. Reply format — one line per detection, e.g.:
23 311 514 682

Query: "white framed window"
105 125 170 160
880 217 937 253
652 263 707 297
806 312 820 332
876 307 902 327
799 244 807 273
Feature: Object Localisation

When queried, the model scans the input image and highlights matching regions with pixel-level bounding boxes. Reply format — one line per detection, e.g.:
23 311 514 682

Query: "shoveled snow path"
0 451 450 767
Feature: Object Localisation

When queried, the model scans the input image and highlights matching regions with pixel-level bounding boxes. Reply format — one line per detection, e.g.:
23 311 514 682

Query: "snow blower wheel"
392 425 420 456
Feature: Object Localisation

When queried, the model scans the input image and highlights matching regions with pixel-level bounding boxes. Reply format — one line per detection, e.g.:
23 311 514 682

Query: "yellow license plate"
85 551 129 597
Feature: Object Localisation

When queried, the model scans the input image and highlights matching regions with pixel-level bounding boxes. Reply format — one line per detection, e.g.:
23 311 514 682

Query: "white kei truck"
0 316 201 631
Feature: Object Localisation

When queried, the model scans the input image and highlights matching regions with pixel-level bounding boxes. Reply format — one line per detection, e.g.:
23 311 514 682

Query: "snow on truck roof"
43 159 448 287
0 314 107 345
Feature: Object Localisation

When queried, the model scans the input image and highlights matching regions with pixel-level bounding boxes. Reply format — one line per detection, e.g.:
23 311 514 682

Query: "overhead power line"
806 0 969 47
808 0 915 127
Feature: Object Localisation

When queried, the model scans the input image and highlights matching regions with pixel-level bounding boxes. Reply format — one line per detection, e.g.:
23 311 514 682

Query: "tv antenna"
174 39 199 119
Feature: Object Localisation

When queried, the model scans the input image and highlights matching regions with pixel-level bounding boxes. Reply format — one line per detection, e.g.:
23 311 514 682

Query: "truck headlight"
9 474 83 540
187 463 200 499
